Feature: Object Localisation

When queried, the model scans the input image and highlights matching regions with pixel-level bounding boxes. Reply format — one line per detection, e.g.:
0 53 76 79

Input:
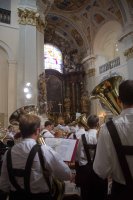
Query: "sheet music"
45 138 78 162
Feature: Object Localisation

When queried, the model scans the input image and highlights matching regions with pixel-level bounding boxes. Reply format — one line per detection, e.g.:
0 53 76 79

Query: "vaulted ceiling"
44 0 124 62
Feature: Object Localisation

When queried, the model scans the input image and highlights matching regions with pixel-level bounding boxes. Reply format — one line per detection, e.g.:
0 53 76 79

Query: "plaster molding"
18 8 45 32
119 31 133 42
81 54 96 64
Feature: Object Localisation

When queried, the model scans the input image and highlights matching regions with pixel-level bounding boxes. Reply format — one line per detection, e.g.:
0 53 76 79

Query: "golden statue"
81 92 89 113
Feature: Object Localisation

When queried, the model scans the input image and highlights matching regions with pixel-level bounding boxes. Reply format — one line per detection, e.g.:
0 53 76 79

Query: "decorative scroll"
17 8 45 32
124 46 133 60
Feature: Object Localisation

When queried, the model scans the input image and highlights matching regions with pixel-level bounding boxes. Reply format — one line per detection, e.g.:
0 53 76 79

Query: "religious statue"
64 96 71 113
80 92 89 113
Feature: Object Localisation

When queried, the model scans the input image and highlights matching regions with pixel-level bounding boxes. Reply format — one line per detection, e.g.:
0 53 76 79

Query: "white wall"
0 47 8 127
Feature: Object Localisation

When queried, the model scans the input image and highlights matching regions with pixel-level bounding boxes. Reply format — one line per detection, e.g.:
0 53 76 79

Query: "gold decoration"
124 46 133 60
17 8 45 32
87 68 95 77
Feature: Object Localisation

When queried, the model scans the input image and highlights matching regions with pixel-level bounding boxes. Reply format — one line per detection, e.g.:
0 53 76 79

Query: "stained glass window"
44 44 63 73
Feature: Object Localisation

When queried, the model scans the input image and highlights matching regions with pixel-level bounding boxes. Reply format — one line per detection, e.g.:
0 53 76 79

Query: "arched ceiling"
44 0 124 63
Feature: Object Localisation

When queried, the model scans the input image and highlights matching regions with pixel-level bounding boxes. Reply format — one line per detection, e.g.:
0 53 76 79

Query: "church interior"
0 0 133 127
0 1 133 199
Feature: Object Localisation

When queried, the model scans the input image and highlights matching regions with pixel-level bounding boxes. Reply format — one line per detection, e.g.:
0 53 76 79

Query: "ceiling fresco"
44 0 124 68
54 0 89 12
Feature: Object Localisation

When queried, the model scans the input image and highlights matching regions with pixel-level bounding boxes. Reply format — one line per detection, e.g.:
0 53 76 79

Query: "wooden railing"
99 57 120 74
0 8 11 24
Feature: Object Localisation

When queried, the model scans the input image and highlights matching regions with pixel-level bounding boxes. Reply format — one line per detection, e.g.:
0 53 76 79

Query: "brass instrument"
90 76 123 115
76 114 89 130
9 105 45 144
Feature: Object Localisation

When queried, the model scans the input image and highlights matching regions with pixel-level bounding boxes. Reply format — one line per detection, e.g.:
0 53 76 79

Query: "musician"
74 116 87 139
56 119 70 135
6 125 15 139
93 80 133 200
68 121 79 139
75 115 99 200
0 114 72 200
40 120 54 138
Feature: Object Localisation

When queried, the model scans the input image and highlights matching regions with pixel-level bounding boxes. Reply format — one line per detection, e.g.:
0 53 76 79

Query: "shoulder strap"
37 145 52 192
6 144 41 193
42 131 47 136
82 134 92 163
106 120 133 186
6 148 22 191
24 144 40 193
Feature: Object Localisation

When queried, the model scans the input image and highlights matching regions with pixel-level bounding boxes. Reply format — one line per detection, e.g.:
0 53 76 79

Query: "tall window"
44 44 63 73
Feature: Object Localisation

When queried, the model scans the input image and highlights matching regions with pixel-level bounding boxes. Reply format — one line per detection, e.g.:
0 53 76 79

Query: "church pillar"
81 54 97 115
16 0 53 108
8 60 17 119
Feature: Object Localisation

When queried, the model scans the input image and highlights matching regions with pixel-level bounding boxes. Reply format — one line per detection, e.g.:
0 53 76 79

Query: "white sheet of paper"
45 138 78 161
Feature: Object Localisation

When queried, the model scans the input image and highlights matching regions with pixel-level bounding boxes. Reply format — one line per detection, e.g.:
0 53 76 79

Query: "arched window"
44 44 63 73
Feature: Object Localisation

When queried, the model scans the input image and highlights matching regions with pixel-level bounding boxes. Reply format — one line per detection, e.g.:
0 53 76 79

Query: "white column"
16 0 53 108
81 54 98 115
8 60 17 122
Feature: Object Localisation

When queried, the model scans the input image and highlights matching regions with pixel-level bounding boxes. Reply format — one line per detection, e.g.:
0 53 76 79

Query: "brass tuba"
90 76 123 115
76 114 89 130
9 105 45 144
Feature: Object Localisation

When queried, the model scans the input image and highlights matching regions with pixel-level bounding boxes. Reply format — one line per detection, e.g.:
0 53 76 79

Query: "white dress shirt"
56 124 70 133
75 127 86 139
0 138 71 193
76 129 97 166
93 108 133 185
41 129 54 138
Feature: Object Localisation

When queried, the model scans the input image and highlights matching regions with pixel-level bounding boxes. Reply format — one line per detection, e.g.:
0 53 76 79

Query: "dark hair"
8 125 13 129
44 120 53 127
87 115 99 129
119 80 133 105
19 114 41 138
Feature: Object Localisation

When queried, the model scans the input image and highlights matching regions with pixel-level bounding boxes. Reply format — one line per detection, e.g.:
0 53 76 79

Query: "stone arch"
93 20 122 65
0 40 15 61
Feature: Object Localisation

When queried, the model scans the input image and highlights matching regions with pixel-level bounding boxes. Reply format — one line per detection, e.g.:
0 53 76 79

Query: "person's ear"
35 128 40 135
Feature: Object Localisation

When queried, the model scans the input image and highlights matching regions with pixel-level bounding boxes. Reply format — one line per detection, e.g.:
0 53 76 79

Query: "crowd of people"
0 79 133 200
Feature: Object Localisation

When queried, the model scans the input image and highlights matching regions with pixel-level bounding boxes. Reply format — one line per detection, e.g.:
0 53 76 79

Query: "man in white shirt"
75 114 99 200
93 80 133 200
41 120 54 138
0 114 71 200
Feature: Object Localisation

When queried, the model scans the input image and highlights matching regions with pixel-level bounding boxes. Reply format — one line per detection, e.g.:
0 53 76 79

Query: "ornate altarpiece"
44 69 85 123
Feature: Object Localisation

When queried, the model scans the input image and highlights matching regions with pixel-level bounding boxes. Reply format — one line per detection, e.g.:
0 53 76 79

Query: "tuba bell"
9 105 45 144
76 114 89 130
90 76 123 115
